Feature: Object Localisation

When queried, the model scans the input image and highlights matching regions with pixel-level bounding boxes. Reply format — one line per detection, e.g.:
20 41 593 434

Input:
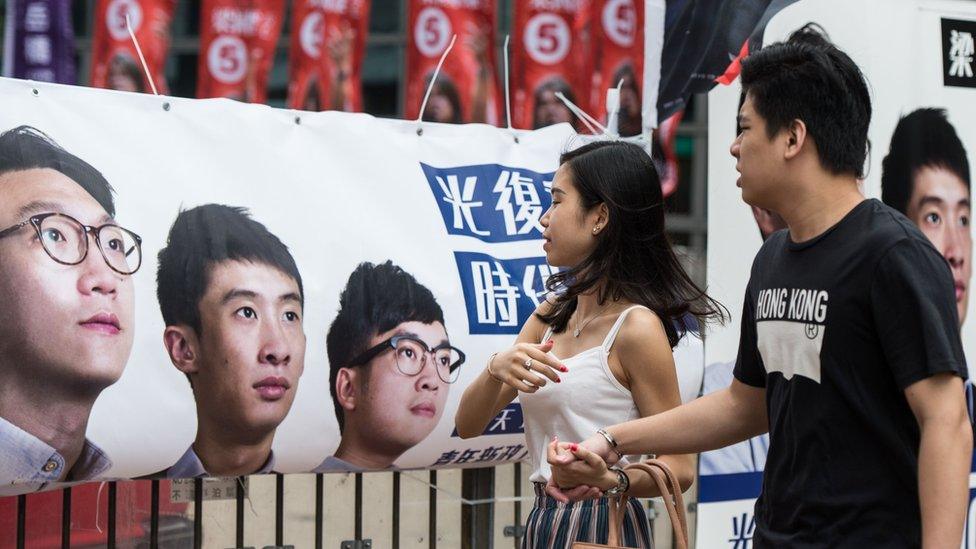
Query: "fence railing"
2 463 693 548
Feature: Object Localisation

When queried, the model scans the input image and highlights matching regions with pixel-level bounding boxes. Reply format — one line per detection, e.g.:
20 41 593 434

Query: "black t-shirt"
733 198 968 547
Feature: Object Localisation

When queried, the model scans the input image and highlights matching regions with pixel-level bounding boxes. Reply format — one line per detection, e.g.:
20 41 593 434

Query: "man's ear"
784 118 808 160
163 325 200 376
335 368 361 412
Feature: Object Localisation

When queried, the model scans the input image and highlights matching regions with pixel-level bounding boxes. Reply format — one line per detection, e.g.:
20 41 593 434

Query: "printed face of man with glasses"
316 261 464 471
0 127 141 494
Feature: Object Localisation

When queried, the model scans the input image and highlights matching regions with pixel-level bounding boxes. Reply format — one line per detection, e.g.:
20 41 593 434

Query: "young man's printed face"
906 166 973 325
731 94 785 210
0 168 135 390
193 260 306 436
352 321 451 452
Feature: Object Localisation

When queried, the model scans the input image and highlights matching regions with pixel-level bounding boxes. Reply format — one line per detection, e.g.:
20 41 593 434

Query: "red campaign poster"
286 0 371 112
90 0 176 94
404 0 501 124
590 0 643 135
197 0 285 102
511 0 588 130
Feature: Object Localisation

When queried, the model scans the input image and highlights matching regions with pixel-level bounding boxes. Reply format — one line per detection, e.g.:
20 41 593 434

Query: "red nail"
569 444 579 452
560 365 568 372
556 376 561 383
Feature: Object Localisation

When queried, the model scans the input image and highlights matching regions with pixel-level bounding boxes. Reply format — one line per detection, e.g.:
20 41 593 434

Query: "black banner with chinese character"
942 17 976 88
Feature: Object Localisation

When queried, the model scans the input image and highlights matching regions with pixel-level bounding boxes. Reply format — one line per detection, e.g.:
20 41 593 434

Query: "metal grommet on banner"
32 88 38 96
416 127 423 136
295 116 301 125
162 102 170 111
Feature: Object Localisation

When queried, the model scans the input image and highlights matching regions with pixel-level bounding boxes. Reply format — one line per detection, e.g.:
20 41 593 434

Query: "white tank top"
520 305 647 483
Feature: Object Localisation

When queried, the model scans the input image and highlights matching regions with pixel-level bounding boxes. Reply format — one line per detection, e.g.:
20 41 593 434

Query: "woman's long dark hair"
537 140 727 347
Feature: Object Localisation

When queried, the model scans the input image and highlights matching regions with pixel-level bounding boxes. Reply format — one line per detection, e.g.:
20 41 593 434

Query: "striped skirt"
521 483 653 549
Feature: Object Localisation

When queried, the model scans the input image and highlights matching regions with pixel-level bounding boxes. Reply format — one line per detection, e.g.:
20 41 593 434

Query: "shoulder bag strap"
624 459 689 549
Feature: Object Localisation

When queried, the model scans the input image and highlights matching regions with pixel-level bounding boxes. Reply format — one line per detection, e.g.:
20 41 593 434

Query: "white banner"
0 77 577 495
0 76 705 498
702 0 976 546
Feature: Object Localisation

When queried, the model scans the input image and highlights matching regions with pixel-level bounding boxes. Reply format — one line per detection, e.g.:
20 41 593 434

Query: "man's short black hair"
787 22 833 49
0 125 116 216
740 37 872 178
156 204 304 335
881 108 971 214
327 261 444 433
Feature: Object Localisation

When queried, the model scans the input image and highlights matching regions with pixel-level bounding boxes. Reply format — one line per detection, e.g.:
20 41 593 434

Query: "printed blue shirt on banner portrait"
420 163 554 243
451 403 524 437
454 252 558 335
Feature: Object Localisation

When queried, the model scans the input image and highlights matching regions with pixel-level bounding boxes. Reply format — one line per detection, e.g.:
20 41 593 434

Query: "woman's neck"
574 286 628 320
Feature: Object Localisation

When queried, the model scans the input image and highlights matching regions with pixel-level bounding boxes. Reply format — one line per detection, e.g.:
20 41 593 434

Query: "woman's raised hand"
487 340 568 393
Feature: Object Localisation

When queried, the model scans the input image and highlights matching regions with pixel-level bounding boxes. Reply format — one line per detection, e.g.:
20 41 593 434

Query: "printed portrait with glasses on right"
0 126 142 496
315 260 464 472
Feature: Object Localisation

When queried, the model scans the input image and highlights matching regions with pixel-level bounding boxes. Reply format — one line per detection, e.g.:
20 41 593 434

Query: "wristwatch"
603 466 630 497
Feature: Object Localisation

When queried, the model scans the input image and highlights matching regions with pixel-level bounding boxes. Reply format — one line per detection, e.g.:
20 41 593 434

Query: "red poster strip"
90 0 176 94
589 0 643 135
197 0 285 102
287 0 371 111
511 0 587 130
405 0 501 124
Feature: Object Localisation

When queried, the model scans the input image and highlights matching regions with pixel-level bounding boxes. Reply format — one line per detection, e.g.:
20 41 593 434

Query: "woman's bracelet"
486 352 501 381
597 428 623 461
596 428 618 448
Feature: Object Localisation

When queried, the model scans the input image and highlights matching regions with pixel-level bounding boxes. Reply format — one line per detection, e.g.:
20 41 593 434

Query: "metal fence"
3 462 694 548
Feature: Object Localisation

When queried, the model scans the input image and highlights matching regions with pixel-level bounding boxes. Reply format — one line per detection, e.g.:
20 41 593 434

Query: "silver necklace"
574 304 612 337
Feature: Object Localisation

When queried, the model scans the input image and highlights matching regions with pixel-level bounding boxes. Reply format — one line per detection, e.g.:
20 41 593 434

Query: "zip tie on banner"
400 470 663 507
559 91 608 136
502 34 518 143
400 471 535 506
416 34 458 136
126 13 159 96
555 91 610 137
94 481 107 533
241 476 258 515
605 78 625 138
573 98 607 133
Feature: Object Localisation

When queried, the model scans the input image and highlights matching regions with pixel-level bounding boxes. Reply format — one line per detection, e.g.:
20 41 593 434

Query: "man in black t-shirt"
549 39 973 547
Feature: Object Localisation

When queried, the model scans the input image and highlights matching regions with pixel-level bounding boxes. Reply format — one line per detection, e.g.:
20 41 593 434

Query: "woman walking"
455 140 725 547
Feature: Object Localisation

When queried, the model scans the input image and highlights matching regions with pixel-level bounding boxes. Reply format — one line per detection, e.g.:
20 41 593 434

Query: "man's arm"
905 372 972 549
587 379 768 458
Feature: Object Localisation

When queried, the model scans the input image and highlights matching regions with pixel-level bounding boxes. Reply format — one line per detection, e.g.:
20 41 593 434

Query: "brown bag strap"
604 459 687 549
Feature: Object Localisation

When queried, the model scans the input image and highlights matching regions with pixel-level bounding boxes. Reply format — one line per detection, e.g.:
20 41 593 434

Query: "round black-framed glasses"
0 212 143 275
348 335 466 384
